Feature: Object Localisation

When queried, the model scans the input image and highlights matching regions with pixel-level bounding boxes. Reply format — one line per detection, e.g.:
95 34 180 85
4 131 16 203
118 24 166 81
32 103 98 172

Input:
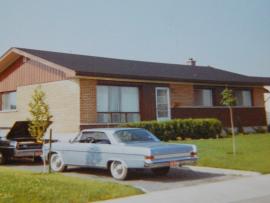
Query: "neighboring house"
265 86 270 125
0 47 270 134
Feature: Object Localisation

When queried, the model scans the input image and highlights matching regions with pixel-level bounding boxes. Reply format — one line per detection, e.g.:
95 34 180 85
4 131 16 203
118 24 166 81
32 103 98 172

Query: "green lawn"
0 167 143 203
173 133 270 174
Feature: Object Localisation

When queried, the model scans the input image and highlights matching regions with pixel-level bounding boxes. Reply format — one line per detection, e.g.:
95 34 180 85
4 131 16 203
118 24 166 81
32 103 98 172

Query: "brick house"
0 47 269 134
265 87 270 125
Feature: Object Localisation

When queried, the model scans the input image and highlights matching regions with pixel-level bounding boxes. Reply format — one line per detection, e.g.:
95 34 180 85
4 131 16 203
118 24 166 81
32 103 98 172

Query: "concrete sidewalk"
101 175 270 203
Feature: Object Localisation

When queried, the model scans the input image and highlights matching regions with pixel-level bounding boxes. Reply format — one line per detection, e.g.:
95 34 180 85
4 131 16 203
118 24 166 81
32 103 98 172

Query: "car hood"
124 142 196 155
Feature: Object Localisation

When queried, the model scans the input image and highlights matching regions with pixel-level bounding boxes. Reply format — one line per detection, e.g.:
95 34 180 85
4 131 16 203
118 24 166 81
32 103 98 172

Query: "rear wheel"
151 167 170 176
0 152 6 165
50 153 66 172
110 161 128 180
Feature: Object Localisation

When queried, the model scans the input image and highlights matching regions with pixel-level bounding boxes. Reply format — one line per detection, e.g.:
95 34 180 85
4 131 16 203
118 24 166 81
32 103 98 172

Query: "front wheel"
151 167 170 176
0 152 6 165
110 161 129 180
50 153 66 172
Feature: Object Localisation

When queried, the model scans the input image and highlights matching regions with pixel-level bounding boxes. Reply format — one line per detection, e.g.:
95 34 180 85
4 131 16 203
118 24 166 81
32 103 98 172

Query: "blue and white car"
43 128 197 180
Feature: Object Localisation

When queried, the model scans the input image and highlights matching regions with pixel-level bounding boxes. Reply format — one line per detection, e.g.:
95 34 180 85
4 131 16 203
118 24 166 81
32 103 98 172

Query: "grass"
173 133 270 174
0 167 143 203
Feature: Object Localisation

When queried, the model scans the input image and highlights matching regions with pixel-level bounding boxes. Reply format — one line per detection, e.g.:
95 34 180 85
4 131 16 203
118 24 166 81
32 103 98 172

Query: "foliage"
172 134 270 174
220 87 237 155
253 126 268 134
120 118 222 141
0 167 142 203
28 87 52 142
220 88 236 106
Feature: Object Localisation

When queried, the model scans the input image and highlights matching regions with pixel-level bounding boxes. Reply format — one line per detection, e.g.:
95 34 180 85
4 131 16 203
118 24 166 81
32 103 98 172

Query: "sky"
0 0 269 77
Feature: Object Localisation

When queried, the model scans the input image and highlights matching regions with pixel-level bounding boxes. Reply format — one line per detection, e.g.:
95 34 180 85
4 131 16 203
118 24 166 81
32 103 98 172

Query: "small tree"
28 86 52 142
220 88 237 155
28 86 52 172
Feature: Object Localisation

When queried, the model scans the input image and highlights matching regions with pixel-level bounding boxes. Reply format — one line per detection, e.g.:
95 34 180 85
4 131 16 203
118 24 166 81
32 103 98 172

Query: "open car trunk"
6 121 36 141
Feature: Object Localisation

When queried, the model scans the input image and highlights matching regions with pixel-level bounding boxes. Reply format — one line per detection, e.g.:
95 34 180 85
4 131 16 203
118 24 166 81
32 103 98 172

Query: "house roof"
2 47 270 86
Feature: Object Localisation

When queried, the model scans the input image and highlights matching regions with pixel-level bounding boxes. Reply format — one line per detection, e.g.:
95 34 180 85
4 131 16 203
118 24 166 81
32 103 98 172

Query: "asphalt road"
2 159 255 193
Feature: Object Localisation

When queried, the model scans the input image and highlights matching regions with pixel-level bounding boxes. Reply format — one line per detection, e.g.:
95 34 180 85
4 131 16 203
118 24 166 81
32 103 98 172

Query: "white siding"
0 79 80 133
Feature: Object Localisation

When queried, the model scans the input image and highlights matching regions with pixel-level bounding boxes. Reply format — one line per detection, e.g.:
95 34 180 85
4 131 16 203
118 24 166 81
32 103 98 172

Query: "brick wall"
172 107 267 127
253 87 265 107
80 79 97 124
170 84 194 107
0 79 80 133
265 86 270 125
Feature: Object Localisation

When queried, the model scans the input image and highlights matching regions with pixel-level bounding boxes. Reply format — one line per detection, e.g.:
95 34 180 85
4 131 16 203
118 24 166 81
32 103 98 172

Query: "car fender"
46 150 64 162
107 158 128 168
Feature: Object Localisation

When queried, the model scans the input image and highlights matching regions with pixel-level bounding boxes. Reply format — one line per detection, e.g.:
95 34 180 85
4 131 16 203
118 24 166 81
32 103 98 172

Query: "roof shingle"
17 48 270 85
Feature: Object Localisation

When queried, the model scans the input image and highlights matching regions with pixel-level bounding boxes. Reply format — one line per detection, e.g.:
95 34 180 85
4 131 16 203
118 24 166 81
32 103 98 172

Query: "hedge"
120 118 222 141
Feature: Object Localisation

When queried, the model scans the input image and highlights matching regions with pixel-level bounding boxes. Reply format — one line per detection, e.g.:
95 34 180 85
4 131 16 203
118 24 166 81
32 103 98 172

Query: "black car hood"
6 121 34 140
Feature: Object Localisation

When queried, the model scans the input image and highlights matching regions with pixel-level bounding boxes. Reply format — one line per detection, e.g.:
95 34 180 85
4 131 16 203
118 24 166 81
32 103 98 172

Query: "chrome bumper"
14 149 42 157
144 157 198 168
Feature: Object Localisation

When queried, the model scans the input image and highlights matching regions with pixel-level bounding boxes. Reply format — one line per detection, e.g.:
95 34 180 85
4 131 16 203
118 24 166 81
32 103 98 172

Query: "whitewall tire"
110 161 128 180
50 153 66 172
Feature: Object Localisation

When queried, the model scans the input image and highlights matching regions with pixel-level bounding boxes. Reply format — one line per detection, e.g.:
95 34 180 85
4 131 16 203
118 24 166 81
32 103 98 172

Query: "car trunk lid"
125 142 196 155
6 121 34 140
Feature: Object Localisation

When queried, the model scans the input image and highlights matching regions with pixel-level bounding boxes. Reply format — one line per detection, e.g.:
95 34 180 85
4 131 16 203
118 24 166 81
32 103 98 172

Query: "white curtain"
242 90 252 107
121 87 139 112
202 89 213 106
96 86 109 112
2 92 16 110
109 86 120 112
97 85 139 112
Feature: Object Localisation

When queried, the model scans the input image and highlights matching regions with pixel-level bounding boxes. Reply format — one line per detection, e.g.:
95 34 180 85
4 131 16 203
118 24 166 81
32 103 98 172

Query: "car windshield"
114 129 160 143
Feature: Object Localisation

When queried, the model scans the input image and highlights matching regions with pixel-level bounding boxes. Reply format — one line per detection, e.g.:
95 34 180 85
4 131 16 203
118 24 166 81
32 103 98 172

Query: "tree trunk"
229 106 236 155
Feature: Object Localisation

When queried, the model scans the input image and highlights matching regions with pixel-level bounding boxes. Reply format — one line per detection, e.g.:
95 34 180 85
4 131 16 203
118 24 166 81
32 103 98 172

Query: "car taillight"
145 155 155 161
190 151 197 157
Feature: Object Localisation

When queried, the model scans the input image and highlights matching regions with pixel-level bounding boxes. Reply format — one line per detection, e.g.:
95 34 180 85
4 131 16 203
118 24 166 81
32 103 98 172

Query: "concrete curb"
186 166 262 177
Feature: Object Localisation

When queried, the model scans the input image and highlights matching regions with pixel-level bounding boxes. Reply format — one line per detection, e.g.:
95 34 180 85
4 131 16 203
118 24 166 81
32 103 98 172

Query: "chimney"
186 58 196 66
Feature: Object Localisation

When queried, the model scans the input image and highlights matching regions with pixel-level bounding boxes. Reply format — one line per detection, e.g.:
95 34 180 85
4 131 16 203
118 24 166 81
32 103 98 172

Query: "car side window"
79 131 111 144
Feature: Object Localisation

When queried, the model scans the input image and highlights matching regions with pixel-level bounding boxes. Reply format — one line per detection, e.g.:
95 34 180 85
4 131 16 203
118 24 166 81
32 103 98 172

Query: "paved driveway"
3 159 257 192
102 174 270 203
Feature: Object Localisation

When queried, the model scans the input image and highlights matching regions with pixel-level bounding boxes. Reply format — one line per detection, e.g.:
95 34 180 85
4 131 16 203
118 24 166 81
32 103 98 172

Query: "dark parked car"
0 121 43 164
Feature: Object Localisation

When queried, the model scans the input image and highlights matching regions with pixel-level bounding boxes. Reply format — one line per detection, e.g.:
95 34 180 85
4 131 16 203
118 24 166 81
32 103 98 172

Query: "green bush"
120 118 222 141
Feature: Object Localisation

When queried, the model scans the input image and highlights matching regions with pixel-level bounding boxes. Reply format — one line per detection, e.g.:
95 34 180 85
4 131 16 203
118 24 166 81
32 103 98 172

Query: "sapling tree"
28 86 52 171
220 88 237 155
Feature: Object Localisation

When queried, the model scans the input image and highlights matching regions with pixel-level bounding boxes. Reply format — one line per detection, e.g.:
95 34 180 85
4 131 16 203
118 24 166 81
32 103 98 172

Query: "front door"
155 87 171 121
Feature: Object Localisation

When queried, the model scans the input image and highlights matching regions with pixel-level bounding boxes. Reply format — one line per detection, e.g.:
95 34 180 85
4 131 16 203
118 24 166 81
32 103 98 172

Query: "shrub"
120 118 222 141
253 126 268 134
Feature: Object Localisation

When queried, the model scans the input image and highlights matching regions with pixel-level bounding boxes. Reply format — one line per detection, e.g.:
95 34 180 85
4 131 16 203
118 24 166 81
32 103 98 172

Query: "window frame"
1 91 17 112
194 88 213 107
96 85 140 123
155 87 171 121
234 89 253 107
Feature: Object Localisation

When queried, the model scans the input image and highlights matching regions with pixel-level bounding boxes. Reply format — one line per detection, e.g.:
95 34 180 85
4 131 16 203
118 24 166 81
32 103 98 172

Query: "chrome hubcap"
111 161 124 178
51 155 63 171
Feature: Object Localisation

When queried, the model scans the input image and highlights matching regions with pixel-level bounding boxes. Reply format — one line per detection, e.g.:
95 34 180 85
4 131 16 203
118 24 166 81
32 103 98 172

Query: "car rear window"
114 129 159 143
